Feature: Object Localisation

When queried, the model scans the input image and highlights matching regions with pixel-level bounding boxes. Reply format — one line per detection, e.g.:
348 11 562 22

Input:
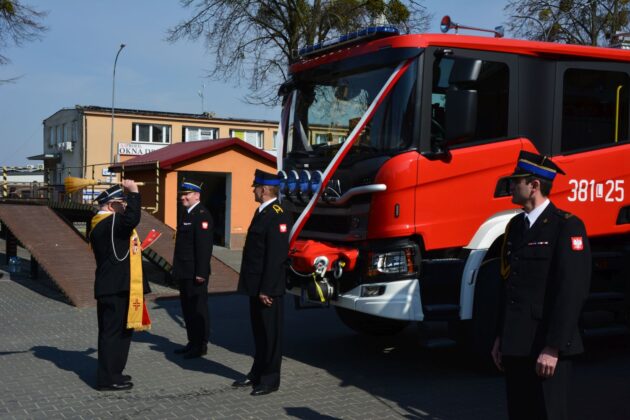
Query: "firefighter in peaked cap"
89 180 151 391
491 151 591 420
172 179 214 359
232 169 293 396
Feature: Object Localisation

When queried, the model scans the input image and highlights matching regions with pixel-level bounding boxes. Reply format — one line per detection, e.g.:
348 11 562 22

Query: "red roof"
110 137 276 171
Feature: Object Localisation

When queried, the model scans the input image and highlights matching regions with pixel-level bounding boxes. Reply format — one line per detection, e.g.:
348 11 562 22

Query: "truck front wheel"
335 306 409 336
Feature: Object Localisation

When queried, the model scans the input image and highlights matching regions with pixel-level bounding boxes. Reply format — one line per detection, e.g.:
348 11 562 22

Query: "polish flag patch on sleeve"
279 224 287 233
571 236 584 251
201 221 209 230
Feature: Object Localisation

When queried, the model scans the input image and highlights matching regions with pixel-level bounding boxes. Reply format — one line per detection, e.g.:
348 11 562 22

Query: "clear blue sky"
0 0 506 166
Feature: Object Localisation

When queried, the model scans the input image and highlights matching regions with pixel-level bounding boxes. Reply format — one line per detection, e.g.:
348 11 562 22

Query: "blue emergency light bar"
297 26 400 58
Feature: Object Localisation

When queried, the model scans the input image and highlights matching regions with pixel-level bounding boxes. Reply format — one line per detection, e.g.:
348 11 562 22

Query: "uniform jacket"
238 198 292 297
498 202 591 357
172 203 213 281
90 192 145 298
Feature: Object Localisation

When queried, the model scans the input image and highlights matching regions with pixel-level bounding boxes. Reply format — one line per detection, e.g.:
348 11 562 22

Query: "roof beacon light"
439 15 504 38
298 26 400 58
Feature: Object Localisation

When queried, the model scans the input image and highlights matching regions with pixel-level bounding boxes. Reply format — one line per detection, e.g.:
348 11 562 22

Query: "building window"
72 121 78 142
561 69 629 152
314 133 329 145
56 126 62 145
183 126 219 142
132 123 171 143
272 131 278 150
230 129 263 148
48 127 55 146
63 123 69 142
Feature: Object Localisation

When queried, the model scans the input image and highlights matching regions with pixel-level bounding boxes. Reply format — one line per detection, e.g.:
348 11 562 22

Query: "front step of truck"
420 258 466 321
423 304 460 321
581 249 630 339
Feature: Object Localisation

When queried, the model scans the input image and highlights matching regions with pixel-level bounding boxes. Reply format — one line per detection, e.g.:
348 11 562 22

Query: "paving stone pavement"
1 264 630 419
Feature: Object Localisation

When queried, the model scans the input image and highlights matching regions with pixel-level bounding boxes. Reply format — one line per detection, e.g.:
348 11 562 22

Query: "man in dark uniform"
90 180 146 391
491 151 591 420
172 179 214 359
232 169 292 396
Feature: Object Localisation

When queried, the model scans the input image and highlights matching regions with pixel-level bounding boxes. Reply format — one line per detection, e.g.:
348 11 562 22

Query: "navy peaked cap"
96 185 126 205
179 179 203 193
509 150 565 181
252 169 281 186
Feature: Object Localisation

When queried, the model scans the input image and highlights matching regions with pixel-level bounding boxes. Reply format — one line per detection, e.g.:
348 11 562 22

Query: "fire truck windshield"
282 59 418 164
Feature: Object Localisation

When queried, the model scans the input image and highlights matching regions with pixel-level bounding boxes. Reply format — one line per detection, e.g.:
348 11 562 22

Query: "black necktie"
524 215 530 231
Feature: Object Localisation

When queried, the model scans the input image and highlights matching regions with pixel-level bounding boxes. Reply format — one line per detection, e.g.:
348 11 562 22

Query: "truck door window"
561 69 629 152
431 57 509 145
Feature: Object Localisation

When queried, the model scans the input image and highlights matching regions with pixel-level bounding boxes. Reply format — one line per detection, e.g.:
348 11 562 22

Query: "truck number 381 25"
567 179 625 202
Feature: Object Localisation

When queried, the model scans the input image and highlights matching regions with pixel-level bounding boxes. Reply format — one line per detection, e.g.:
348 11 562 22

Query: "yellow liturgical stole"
91 213 151 331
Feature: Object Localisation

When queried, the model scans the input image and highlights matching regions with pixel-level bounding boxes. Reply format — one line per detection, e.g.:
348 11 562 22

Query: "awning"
28 153 59 161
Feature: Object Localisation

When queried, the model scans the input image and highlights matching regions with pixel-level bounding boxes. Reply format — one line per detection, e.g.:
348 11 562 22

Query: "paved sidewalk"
212 246 242 274
1 259 630 418
0 265 507 420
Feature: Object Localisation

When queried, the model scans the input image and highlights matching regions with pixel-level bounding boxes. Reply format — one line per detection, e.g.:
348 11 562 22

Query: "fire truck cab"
277 27 630 349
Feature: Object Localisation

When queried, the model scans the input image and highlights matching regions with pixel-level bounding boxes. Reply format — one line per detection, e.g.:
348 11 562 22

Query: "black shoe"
232 378 256 388
250 385 278 396
183 345 207 359
174 343 193 354
121 375 132 382
97 382 134 391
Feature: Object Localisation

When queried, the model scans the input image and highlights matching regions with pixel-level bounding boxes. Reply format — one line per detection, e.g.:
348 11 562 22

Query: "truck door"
550 61 630 237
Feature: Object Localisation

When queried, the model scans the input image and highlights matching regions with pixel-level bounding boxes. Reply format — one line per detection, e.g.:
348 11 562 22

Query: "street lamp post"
511 15 552 41
110 43 126 181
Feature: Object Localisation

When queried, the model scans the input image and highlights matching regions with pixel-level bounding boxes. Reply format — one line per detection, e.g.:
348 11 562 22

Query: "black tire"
335 306 409 336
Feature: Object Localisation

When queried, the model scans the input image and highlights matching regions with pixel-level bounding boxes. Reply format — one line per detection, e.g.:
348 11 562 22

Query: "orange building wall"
83 112 278 178
168 148 276 249
124 147 276 249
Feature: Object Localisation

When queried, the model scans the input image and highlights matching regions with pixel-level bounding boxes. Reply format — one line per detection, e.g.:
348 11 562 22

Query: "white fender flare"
459 209 522 320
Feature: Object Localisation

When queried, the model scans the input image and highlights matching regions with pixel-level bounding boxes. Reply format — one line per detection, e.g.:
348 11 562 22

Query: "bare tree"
168 0 430 105
0 0 47 83
505 0 630 45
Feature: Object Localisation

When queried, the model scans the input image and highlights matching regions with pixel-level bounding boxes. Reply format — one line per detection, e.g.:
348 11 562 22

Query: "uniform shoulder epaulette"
554 208 573 219
272 204 283 214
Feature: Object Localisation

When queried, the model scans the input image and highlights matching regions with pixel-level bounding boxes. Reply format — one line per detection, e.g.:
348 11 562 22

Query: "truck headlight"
367 247 415 277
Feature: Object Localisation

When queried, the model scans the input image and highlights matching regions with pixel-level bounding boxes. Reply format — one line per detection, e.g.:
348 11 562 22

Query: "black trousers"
179 278 209 347
96 293 133 386
248 296 284 388
503 355 573 420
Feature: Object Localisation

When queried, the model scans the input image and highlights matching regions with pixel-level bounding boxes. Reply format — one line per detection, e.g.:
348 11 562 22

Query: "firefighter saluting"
90 180 151 391
492 151 591 420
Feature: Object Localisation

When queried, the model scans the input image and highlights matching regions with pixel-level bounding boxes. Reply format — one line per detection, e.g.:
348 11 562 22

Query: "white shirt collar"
525 198 550 227
258 198 277 213
97 210 112 215
187 201 200 214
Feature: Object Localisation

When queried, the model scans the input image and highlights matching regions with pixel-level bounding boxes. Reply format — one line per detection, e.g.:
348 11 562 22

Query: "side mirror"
445 89 478 145
449 58 482 84
278 79 295 97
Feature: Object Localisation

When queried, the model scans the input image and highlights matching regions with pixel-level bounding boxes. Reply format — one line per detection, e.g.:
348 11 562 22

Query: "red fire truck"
276 24 630 351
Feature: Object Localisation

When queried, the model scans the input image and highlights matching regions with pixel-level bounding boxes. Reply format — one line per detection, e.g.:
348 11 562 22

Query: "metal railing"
2 163 160 214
